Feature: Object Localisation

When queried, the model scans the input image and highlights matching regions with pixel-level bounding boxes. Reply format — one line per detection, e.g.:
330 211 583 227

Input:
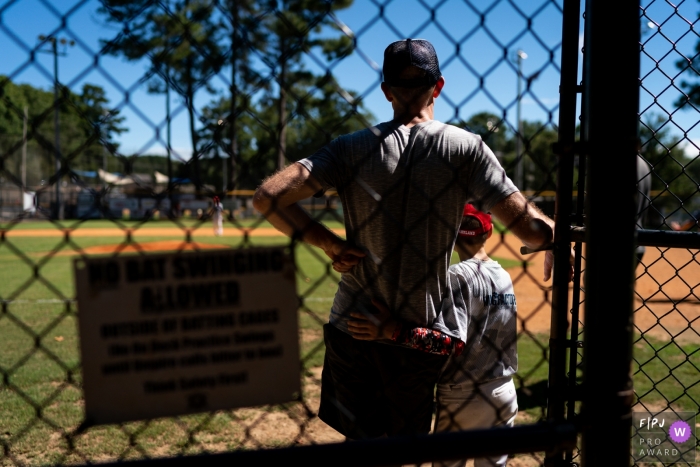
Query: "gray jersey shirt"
433 259 518 384
297 119 518 335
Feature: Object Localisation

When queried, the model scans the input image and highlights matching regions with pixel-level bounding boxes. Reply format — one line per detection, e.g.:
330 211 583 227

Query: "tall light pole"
38 34 74 220
165 63 174 216
514 49 527 192
101 110 112 177
21 106 27 188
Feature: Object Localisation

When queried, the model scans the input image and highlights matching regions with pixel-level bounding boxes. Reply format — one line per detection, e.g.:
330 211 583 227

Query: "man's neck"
393 104 435 128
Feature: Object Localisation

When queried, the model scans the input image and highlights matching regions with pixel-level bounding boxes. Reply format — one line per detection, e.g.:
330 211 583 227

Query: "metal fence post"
580 1 640 465
546 0 582 464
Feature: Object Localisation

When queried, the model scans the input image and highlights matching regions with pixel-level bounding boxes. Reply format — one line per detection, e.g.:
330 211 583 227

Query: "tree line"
1 0 699 222
0 79 126 187
1 72 697 210
98 0 369 190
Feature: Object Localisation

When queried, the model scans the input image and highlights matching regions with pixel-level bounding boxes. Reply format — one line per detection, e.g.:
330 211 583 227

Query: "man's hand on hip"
325 241 366 273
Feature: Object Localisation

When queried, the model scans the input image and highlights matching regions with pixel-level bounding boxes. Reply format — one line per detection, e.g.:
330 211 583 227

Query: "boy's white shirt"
431 258 518 385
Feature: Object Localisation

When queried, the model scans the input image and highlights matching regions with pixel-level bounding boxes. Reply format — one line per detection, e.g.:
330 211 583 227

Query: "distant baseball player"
349 204 518 467
212 196 223 236
636 156 652 264
254 38 566 441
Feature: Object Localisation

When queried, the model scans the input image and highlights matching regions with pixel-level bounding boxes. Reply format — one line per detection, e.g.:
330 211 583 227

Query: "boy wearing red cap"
349 204 518 467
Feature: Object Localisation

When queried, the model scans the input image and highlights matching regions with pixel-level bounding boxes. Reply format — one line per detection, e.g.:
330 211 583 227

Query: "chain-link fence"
628 1 700 465
0 0 697 466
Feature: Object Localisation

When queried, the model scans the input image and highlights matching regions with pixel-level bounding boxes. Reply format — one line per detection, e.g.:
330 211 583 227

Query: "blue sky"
0 0 698 161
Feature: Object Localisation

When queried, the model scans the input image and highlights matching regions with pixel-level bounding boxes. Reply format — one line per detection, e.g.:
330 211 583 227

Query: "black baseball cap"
383 39 442 88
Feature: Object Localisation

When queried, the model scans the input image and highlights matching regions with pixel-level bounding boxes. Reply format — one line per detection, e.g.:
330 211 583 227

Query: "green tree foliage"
457 111 514 160
0 77 124 187
98 1 358 189
199 74 373 190
199 95 266 191
71 84 126 175
260 0 355 170
130 154 184 177
519 120 559 193
99 0 227 184
675 28 700 109
456 112 558 193
217 0 271 190
639 114 700 220
195 0 369 190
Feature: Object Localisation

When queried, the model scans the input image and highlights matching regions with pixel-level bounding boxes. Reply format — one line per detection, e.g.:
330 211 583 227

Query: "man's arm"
346 302 464 356
490 192 554 249
252 163 364 271
490 191 572 281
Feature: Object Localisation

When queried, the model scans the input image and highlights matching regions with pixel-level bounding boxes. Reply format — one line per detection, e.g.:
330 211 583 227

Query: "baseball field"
0 218 697 466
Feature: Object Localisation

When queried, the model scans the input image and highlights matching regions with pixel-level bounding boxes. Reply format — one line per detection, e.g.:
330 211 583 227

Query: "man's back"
298 119 517 332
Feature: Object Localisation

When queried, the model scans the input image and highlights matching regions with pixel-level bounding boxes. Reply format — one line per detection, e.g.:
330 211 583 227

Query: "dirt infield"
20 226 699 341
491 233 699 342
5 227 346 238
53 240 231 255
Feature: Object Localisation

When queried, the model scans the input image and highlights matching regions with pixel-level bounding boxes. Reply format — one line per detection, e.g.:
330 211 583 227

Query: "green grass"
633 338 700 413
0 225 337 464
515 334 700 420
0 217 346 231
0 220 695 464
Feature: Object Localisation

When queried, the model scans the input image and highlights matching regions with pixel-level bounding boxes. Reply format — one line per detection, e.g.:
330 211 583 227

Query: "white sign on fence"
74 247 300 425
23 191 35 213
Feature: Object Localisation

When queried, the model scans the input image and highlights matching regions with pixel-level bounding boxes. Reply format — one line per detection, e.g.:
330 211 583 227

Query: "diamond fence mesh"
0 0 695 466
629 1 700 465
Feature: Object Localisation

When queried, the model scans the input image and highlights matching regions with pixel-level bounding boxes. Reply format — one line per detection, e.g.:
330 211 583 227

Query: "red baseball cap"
458 204 493 237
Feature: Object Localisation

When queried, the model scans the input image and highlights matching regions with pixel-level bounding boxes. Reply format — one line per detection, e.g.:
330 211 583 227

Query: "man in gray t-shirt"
253 38 559 440
296 119 518 334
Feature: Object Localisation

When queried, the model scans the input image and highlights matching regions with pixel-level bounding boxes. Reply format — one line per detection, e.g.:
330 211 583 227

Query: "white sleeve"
430 269 469 342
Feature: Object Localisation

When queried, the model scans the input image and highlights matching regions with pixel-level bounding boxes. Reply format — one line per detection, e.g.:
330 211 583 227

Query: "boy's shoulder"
449 258 499 271
449 258 508 281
